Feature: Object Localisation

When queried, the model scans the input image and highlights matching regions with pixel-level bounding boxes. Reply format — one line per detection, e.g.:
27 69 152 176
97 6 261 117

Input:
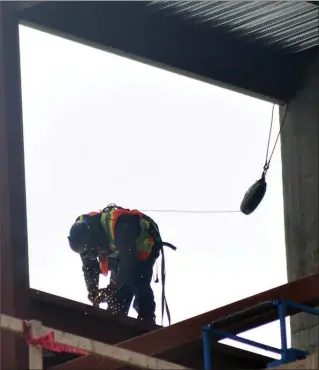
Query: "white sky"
19 25 289 358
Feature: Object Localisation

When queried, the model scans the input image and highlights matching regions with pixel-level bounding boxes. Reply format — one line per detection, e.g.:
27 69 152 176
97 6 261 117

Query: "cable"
140 209 240 214
263 103 289 175
264 104 275 170
143 106 290 217
267 104 289 167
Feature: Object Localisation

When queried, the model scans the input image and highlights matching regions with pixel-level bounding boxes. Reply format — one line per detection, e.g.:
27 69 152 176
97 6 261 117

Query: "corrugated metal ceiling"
148 1 319 54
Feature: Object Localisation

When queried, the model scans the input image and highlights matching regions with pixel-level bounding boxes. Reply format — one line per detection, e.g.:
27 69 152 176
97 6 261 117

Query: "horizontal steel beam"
28 289 154 345
50 338 272 370
156 339 272 370
52 273 319 370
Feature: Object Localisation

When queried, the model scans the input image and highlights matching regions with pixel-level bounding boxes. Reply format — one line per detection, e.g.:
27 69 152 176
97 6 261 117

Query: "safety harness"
101 204 177 326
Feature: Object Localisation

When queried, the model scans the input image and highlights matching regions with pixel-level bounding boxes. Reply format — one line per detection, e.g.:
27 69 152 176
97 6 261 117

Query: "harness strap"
101 206 177 326
156 242 176 326
160 245 171 326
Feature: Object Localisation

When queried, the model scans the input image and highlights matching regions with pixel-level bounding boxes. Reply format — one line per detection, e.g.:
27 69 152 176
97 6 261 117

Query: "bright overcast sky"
19 25 289 357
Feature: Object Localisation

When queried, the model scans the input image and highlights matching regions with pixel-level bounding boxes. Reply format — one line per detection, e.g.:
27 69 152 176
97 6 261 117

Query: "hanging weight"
240 175 267 215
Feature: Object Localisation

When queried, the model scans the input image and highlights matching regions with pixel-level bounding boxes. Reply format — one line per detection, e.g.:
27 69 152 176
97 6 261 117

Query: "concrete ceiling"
18 1 318 102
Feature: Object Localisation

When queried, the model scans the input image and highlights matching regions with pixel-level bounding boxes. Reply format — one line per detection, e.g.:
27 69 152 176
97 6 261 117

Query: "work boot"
106 301 130 317
137 316 157 328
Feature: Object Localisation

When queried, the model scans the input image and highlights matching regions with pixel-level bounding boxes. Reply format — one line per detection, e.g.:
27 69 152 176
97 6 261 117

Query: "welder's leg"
114 214 156 323
114 214 141 290
132 258 156 324
108 214 140 316
106 284 133 316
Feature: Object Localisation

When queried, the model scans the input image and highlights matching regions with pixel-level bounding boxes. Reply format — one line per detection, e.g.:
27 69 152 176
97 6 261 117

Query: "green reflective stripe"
100 211 117 251
100 211 155 255
100 212 108 232
136 216 155 254
136 239 153 253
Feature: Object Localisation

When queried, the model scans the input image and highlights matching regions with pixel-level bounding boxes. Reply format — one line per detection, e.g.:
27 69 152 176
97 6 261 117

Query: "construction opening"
1 1 318 369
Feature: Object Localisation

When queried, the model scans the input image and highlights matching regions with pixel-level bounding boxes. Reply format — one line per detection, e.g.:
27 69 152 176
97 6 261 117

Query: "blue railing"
202 299 319 370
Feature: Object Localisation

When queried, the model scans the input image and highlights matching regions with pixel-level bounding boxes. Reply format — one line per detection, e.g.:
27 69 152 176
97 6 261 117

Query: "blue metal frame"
202 299 319 370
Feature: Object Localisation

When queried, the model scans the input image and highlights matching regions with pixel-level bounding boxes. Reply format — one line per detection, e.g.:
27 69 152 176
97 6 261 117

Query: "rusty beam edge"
51 341 273 370
52 273 319 370
17 17 285 106
45 326 274 369
212 298 319 336
160 339 273 365
154 341 272 370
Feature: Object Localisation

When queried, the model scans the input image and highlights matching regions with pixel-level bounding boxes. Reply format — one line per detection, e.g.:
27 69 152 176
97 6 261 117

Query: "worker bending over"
68 204 175 325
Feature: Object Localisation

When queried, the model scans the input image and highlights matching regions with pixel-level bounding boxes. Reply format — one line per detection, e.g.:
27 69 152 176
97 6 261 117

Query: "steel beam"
50 339 272 370
52 273 319 370
0 2 30 369
159 339 272 370
28 289 155 344
27 289 273 370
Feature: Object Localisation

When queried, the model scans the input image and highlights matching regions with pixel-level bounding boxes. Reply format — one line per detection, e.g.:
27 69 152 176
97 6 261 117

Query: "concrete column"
280 52 319 354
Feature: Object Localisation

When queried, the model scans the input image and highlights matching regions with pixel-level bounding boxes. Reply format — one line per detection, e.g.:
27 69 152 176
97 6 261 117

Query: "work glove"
97 283 117 304
88 285 100 306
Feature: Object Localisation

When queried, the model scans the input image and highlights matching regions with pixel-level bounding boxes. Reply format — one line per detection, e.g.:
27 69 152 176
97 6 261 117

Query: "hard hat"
68 220 93 255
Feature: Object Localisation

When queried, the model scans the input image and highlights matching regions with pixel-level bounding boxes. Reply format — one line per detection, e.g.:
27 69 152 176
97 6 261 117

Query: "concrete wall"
275 353 318 369
280 52 319 354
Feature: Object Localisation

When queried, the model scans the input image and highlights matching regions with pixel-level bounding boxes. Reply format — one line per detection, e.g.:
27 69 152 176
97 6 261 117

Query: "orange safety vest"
101 207 156 260
81 207 156 276
108 208 143 239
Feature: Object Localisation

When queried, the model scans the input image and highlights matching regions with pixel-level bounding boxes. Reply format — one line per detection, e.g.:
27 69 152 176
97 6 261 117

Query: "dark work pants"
107 214 158 320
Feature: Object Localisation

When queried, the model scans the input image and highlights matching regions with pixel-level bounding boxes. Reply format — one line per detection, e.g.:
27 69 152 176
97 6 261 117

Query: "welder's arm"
80 255 100 295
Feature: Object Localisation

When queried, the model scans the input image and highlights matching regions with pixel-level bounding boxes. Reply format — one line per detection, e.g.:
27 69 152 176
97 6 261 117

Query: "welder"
67 204 176 325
